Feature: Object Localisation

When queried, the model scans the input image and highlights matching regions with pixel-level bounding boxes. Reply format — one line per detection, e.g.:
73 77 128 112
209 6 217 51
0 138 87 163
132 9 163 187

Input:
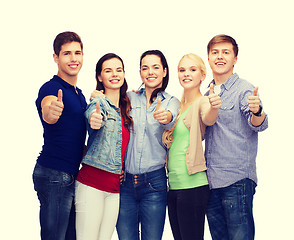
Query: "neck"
57 72 78 87
105 89 120 108
213 71 233 85
183 88 202 104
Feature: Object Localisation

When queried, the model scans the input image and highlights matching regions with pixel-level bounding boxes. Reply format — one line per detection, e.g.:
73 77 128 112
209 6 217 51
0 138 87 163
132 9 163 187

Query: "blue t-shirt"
35 75 87 176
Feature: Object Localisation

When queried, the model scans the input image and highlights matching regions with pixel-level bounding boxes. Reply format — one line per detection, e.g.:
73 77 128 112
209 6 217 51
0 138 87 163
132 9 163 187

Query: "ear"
53 54 59 64
201 73 206 82
163 68 167 77
98 75 103 82
233 56 238 66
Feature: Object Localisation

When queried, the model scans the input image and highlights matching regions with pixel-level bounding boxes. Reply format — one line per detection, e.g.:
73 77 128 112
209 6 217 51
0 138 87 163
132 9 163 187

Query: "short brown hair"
53 31 83 56
207 34 238 57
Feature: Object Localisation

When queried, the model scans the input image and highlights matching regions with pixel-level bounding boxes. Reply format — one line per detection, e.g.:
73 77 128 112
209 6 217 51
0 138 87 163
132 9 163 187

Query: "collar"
52 75 82 93
137 87 167 100
208 73 239 91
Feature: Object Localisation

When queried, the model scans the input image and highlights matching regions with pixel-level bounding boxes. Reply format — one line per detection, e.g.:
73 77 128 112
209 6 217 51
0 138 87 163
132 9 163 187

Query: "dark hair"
207 34 238 57
53 31 83 56
95 53 133 128
140 50 169 104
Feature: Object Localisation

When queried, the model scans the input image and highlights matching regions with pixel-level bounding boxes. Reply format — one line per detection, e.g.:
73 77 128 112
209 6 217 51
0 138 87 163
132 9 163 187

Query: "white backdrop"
1 0 293 239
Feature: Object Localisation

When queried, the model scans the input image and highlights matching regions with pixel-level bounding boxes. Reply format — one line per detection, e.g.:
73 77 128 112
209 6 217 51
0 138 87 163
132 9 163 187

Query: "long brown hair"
95 53 133 129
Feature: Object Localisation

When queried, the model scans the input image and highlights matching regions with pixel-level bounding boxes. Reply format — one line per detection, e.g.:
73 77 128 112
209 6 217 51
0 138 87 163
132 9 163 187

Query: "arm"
41 89 64 124
248 87 266 127
203 84 221 126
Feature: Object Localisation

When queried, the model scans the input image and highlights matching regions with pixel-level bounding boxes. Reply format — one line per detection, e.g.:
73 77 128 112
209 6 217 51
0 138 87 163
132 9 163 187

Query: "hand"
248 87 260 113
208 83 222 109
90 90 105 100
90 102 103 129
47 89 64 123
153 99 171 124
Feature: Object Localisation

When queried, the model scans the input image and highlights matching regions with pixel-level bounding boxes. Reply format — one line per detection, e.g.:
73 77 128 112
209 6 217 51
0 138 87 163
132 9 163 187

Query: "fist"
208 84 222 109
248 87 260 113
153 99 170 124
90 101 103 129
47 89 64 123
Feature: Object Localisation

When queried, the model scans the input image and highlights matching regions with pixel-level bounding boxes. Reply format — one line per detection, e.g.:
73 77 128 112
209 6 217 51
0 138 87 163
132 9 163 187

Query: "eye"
141 67 148 71
179 69 185 72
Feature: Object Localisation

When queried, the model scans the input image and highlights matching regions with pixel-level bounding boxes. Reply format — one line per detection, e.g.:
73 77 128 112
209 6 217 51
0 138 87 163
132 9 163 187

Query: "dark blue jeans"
206 178 256 240
116 167 167 240
33 163 76 240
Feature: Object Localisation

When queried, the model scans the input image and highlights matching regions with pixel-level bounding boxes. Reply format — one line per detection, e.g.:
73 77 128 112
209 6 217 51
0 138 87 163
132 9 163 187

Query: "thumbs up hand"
248 87 260 114
208 84 222 110
90 101 103 129
46 89 64 123
153 99 171 124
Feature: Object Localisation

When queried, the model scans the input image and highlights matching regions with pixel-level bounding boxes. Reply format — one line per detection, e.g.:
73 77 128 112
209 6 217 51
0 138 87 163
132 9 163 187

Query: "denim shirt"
82 96 122 174
125 89 180 174
204 73 268 189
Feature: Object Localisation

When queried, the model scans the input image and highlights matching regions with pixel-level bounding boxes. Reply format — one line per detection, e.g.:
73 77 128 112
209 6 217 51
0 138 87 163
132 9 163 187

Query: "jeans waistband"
125 167 166 184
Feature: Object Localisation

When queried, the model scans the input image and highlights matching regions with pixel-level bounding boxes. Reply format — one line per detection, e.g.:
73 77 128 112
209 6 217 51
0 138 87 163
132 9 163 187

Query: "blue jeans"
206 178 256 240
33 163 76 240
116 167 167 240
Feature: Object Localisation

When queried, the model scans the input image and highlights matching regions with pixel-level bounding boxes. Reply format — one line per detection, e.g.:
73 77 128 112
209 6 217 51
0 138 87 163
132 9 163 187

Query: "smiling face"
54 41 83 83
178 56 206 90
98 58 125 93
140 54 167 93
208 42 237 83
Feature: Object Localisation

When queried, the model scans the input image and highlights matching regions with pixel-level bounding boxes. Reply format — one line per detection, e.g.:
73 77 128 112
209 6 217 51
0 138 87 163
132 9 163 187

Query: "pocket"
219 102 235 125
148 177 167 192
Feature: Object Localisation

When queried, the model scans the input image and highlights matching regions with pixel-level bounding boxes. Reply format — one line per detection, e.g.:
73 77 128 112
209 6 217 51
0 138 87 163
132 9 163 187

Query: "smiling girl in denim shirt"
116 50 180 240
75 53 132 240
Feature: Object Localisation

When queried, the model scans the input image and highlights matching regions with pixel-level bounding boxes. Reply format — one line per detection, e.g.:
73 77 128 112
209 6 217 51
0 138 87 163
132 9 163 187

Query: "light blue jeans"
116 167 167 240
206 178 256 240
33 163 76 240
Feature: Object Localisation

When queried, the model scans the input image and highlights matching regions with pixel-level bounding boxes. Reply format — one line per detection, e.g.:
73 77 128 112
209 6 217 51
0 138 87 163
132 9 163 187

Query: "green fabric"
168 106 208 190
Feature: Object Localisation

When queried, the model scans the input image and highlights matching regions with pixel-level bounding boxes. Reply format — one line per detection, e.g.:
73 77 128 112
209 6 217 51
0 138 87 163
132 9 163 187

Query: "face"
140 55 167 91
54 41 83 80
178 57 205 90
98 58 125 92
208 42 237 81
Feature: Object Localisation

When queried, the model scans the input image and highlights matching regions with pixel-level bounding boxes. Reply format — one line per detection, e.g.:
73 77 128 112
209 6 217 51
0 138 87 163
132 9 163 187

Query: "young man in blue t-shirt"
204 34 268 240
33 31 87 240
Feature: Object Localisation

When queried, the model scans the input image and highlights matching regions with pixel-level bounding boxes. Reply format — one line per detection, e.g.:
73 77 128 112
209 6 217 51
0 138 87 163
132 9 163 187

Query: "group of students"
32 31 268 240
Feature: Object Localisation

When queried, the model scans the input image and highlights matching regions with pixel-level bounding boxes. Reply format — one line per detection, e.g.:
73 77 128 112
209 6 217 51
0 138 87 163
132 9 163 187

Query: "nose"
71 53 77 62
217 52 223 59
184 70 189 76
148 68 154 75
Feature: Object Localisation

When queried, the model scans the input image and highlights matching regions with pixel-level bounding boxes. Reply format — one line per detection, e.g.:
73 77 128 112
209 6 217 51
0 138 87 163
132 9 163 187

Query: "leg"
176 186 210 240
98 192 120 240
75 181 104 240
167 190 182 240
223 179 256 240
116 182 139 240
33 164 76 240
140 175 167 240
207 187 230 240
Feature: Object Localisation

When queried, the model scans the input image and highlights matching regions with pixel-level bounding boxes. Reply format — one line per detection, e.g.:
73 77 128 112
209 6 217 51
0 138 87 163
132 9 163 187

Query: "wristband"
252 105 263 117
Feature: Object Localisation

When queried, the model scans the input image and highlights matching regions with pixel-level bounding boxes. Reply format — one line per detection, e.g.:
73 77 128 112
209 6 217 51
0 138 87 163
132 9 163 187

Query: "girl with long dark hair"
75 53 132 240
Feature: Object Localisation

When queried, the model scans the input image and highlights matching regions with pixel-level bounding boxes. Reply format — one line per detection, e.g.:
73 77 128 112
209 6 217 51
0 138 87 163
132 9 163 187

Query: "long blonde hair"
162 53 207 149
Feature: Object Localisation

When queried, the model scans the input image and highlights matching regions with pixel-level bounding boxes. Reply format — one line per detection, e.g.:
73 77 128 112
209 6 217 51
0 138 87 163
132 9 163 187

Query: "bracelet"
252 105 263 117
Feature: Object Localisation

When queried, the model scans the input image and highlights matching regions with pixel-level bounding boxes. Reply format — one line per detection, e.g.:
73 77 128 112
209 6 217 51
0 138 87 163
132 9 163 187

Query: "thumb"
96 101 101 114
209 83 214 95
155 98 162 111
57 89 63 102
253 87 258 96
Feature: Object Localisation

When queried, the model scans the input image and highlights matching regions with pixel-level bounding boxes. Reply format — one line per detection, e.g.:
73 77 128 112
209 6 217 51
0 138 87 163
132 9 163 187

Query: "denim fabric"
206 178 256 240
116 167 167 240
125 90 180 174
82 96 122 174
33 163 76 240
